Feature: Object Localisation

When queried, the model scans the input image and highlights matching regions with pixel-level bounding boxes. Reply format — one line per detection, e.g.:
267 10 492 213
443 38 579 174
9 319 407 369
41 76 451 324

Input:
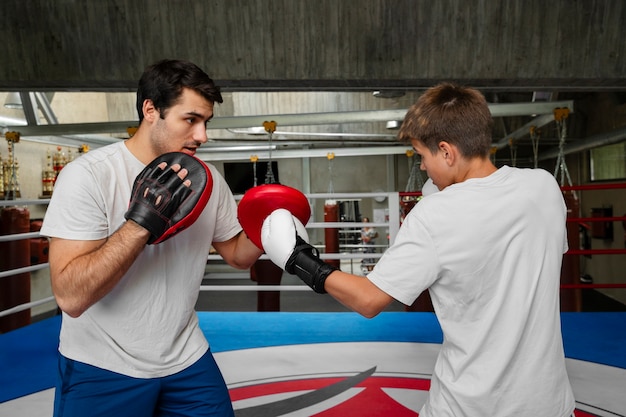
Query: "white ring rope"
0 198 51 207
0 223 388 243
1 192 399 319
0 231 42 243
200 285 312 292
0 296 56 318
0 263 49 279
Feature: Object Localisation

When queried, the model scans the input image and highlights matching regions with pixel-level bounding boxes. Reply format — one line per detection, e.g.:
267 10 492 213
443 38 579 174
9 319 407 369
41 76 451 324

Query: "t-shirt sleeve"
367 211 440 306
40 161 111 241
210 168 243 243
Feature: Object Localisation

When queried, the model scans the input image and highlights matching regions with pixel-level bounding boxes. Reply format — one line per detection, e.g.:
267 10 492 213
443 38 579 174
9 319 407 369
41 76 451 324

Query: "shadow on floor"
582 289 626 312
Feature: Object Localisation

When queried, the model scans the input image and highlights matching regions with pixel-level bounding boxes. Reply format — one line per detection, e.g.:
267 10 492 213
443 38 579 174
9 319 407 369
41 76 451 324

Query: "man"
41 59 263 416
261 83 576 416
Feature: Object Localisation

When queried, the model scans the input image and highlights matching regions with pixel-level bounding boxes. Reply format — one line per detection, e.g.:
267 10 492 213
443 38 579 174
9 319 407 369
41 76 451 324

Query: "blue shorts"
53 349 234 417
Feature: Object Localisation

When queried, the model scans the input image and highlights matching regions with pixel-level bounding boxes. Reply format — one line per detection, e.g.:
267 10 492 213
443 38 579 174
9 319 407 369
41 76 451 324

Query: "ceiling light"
372 90 405 99
4 92 22 109
531 91 554 102
386 120 401 129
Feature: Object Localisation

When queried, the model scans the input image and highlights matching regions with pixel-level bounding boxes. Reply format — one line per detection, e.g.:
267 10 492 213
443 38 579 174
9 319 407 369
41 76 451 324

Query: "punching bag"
250 259 283 311
324 200 340 268
0 207 31 332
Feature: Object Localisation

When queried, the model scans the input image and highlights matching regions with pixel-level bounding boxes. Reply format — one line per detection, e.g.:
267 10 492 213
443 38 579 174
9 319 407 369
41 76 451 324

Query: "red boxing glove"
237 183 311 250
125 152 213 244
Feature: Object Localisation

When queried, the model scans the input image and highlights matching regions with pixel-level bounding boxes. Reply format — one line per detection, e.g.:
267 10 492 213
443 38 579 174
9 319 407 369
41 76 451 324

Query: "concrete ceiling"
1 0 625 164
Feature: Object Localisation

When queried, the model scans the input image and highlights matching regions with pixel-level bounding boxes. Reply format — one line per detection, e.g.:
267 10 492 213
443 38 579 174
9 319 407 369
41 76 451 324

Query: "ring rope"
201 285 312 292
3 282 626 319
567 216 626 223
561 183 626 191
566 249 626 255
3 188 625 319
0 231 41 243
0 263 49 280
561 283 626 290
0 296 56 318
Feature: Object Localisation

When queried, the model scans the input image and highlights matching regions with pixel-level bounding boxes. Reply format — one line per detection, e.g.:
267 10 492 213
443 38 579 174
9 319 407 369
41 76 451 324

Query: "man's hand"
125 152 213 244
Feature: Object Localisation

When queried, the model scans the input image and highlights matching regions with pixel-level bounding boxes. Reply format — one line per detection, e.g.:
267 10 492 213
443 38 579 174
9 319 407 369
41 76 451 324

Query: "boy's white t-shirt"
368 166 575 417
41 142 242 378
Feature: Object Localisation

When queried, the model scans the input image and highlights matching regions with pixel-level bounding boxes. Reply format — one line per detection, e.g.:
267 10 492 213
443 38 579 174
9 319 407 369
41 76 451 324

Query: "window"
590 142 626 181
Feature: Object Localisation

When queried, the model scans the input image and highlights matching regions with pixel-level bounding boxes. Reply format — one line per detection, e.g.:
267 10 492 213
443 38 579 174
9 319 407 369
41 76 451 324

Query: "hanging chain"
404 150 424 192
508 138 518 167
263 121 277 184
250 155 258 187
327 152 335 194
552 108 576 199
529 126 540 168
489 146 497 164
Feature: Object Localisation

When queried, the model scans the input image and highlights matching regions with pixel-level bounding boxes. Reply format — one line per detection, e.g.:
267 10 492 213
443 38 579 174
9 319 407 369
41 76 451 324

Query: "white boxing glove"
261 208 309 269
262 208 338 293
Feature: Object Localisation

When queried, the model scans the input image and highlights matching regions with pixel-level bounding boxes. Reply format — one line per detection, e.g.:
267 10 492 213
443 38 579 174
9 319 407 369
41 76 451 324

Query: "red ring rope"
567 216 626 223
560 283 626 289
561 183 626 191
565 249 626 255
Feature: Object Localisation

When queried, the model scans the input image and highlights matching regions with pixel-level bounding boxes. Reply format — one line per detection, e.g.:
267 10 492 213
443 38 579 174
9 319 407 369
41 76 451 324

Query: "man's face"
150 87 214 156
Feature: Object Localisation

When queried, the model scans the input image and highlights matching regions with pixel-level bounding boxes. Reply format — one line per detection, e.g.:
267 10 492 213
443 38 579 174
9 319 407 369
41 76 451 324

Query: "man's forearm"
50 221 149 317
214 231 263 270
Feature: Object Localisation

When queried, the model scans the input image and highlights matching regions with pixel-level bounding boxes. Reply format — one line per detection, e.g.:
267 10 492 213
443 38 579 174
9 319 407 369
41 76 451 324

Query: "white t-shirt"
41 141 242 378
368 166 575 417
421 177 439 196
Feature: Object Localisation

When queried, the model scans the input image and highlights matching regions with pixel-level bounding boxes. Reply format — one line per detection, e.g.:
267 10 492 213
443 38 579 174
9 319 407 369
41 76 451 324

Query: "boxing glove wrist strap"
285 236 338 294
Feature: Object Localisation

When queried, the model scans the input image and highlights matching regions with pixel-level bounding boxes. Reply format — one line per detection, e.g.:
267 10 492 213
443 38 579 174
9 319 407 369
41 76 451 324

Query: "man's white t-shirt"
368 166 575 417
41 142 242 378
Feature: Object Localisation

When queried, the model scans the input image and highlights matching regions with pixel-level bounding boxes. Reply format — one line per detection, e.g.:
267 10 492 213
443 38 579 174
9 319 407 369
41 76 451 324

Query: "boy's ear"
438 141 456 165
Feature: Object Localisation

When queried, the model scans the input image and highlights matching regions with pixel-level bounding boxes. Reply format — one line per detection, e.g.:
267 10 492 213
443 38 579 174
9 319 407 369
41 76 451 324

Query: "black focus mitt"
125 152 213 244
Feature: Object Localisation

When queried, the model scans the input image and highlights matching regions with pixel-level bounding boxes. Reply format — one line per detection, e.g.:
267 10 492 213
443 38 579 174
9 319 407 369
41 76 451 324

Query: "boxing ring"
1 312 625 416
1 190 626 416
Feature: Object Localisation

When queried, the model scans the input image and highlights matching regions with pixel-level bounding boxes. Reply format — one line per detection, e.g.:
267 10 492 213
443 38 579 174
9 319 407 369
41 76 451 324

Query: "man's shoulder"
79 142 125 163
71 142 136 173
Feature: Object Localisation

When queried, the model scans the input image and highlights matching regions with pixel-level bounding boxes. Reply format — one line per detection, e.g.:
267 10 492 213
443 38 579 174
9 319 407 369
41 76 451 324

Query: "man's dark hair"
136 59 223 122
